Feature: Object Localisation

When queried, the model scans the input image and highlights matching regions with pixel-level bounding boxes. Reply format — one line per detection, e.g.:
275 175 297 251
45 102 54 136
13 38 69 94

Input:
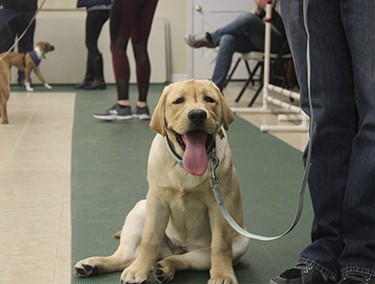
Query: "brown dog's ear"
209 81 234 130
150 85 169 136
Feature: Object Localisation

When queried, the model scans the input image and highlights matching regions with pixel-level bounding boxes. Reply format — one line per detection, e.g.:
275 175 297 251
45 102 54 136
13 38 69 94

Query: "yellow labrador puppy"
74 79 249 283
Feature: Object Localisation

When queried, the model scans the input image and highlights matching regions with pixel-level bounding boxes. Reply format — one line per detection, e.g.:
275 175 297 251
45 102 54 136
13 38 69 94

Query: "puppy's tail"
112 230 122 239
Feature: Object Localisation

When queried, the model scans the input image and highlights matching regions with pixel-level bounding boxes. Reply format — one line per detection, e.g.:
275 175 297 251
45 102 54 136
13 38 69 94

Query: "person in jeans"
0 0 37 86
94 0 158 121
184 0 287 91
75 0 111 90
271 0 375 283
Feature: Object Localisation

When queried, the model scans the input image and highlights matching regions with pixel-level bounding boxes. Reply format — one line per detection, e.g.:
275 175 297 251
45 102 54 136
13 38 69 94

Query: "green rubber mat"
71 85 313 284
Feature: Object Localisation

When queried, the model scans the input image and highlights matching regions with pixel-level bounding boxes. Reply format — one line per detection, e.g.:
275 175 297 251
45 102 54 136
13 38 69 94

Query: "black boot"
75 55 94 89
84 54 106 90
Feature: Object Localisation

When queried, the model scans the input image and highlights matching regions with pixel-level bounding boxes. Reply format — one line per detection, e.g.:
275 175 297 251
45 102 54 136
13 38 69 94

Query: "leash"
209 150 308 241
211 0 314 241
163 132 308 241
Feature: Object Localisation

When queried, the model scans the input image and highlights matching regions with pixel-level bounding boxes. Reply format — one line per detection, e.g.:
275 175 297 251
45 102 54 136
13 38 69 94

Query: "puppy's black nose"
188 109 207 126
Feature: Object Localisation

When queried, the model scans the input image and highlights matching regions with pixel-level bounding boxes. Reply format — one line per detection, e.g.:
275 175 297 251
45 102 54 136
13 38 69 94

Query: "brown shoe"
184 32 215 48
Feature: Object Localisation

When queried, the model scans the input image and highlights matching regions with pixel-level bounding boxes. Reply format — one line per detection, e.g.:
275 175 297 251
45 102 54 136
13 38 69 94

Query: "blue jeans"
280 0 375 281
0 5 35 53
210 12 285 90
0 5 36 81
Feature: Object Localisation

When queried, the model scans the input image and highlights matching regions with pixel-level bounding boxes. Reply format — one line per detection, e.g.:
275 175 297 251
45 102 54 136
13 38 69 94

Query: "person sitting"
185 0 287 91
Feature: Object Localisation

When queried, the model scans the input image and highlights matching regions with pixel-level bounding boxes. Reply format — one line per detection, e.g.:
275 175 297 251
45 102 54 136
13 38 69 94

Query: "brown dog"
74 80 249 283
0 59 10 124
0 41 55 92
0 41 55 123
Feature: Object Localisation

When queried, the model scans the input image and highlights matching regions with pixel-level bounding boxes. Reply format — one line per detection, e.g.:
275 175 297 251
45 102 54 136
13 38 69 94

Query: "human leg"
210 12 285 52
210 12 286 90
94 0 134 120
275 0 361 282
131 0 158 106
75 11 95 89
83 10 110 90
210 13 262 90
338 0 375 279
124 0 158 120
211 34 255 90
185 13 268 50
16 10 35 53
110 0 136 105
95 0 157 121
16 10 35 86
0 7 17 52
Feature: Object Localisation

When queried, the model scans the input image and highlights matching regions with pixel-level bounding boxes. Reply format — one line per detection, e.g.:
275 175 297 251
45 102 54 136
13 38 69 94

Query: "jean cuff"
341 266 375 279
299 257 340 282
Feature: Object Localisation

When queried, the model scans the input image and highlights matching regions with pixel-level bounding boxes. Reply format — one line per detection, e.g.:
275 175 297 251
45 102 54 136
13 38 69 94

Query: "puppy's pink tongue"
182 130 208 176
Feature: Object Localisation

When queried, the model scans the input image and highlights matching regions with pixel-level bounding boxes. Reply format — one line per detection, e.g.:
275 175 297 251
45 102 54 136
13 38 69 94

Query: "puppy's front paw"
121 266 149 284
44 83 52 89
74 260 100 277
209 272 238 284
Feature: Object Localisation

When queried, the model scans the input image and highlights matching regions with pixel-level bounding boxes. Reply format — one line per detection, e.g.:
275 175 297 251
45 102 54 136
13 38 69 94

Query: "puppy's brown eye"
173 97 185 104
204 95 215 103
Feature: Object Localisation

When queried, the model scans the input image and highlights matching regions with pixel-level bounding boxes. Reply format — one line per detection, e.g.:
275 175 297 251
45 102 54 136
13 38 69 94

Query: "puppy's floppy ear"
150 85 169 136
209 81 234 130
221 96 234 131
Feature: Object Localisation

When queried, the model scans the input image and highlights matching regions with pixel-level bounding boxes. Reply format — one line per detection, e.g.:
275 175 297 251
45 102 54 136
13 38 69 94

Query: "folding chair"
225 40 292 107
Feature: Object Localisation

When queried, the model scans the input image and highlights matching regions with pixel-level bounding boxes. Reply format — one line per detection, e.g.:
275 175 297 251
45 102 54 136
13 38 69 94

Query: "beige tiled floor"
0 91 74 283
0 84 308 283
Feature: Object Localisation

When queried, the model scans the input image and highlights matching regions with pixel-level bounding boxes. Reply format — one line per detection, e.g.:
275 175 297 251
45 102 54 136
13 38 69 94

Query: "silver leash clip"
210 154 220 188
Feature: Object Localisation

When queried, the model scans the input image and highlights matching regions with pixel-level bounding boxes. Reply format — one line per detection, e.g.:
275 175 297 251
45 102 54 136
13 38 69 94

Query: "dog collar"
164 135 184 168
164 134 216 170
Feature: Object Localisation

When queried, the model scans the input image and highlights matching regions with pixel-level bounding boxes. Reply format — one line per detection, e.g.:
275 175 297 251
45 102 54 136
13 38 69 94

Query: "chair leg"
247 57 290 107
248 82 263 107
223 57 242 89
247 59 279 107
244 61 257 86
235 62 262 103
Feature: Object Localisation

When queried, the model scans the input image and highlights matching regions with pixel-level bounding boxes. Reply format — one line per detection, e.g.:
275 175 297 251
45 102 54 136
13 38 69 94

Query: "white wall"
37 0 188 82
24 12 169 84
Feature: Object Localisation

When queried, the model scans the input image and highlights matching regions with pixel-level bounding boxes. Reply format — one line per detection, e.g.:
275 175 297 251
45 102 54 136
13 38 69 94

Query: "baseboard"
170 73 189 82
